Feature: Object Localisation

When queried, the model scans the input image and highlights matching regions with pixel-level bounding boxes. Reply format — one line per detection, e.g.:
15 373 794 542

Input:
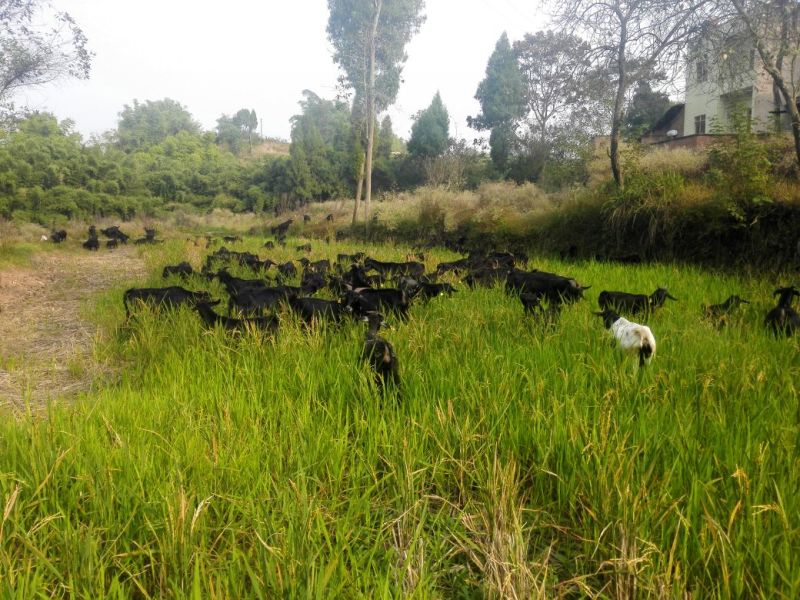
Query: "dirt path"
0 248 147 412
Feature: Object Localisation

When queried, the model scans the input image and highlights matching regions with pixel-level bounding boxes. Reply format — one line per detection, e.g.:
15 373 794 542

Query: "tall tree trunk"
352 152 365 225
610 26 628 188
364 0 382 236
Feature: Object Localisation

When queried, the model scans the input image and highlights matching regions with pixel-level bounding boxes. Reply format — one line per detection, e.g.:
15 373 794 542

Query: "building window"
696 59 708 83
694 114 706 134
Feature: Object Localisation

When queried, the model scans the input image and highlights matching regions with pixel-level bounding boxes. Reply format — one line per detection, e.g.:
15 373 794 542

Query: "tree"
720 0 800 169
0 1 92 112
624 81 671 138
116 98 200 151
513 31 592 143
216 108 259 154
552 0 718 187
468 32 526 172
408 92 450 158
288 90 352 202
327 0 426 232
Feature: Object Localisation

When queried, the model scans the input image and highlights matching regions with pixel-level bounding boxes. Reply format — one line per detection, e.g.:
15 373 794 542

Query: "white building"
646 27 797 147
683 33 796 136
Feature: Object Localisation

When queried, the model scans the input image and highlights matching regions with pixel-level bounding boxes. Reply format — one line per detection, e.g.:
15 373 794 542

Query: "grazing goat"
264 240 275 250
270 219 293 236
296 243 312 253
277 261 297 279
162 262 194 279
506 269 590 304
82 236 99 251
101 226 129 244
123 287 214 318
520 292 562 326
764 286 800 337
364 257 425 279
106 239 118 250
229 287 297 316
598 287 676 315
405 281 457 302
343 288 410 317
595 309 656 367
436 258 471 276
50 229 67 243
361 312 400 393
325 213 335 222
288 297 352 324
194 301 278 335
337 252 366 265
702 295 749 325
303 214 311 222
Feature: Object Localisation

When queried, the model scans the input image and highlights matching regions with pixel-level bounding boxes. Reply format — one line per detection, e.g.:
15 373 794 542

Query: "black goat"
436 258 471 276
50 229 67 243
506 269 589 304
361 312 399 393
123 287 214 318
598 287 676 315
410 282 457 302
520 292 562 325
364 257 425 279
82 236 99 251
296 243 312 252
288 297 352 324
194 301 278 335
344 288 410 317
765 286 800 336
163 262 194 279
277 261 297 279
337 252 366 264
271 219 293 236
702 295 749 321
229 286 297 316
101 226 129 244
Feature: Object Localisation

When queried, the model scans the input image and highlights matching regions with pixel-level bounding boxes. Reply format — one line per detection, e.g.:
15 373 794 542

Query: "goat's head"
774 286 800 307
594 309 621 329
651 288 677 306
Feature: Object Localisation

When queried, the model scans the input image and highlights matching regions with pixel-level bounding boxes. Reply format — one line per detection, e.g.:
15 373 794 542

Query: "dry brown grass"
0 247 146 412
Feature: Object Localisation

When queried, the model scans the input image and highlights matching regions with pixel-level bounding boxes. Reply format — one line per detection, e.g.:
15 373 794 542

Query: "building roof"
649 103 685 133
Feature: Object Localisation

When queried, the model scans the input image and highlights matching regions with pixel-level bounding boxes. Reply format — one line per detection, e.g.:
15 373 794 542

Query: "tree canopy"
408 92 450 158
116 98 200 152
0 0 92 113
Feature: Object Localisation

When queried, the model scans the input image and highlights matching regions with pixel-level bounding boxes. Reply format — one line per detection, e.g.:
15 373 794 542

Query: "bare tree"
0 1 92 111
552 0 717 187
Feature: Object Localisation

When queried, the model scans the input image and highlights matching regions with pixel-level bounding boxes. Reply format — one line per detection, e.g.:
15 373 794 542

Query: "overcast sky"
20 0 548 142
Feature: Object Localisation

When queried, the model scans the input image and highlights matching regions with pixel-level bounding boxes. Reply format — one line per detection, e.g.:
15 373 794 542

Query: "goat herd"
111 233 800 393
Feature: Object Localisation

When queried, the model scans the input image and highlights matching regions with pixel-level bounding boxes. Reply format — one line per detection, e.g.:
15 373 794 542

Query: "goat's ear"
592 311 605 316
666 293 678 300
581 285 592 290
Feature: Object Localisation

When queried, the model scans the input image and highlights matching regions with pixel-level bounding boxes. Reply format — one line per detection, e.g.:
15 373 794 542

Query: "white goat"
595 309 656 367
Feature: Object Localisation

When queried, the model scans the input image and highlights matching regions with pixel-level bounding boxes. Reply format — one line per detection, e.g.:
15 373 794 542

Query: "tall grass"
0 237 798 597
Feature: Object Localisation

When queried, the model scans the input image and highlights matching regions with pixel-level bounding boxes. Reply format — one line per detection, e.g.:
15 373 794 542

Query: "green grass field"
1 236 798 598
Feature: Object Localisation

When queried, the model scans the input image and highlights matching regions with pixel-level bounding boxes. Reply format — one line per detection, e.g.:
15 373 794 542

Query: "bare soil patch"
0 248 146 411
